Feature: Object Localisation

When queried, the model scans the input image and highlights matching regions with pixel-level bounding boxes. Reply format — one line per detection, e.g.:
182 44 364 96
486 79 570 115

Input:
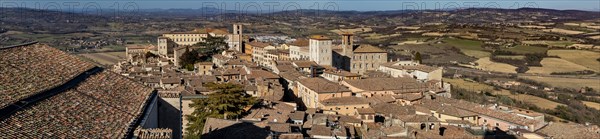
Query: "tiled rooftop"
320 97 370 106
343 77 427 92
297 78 351 93
352 44 386 53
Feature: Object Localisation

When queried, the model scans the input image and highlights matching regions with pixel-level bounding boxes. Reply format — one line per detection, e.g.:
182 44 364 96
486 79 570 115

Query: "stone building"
296 77 352 109
156 24 244 68
309 35 332 66
289 39 310 60
332 33 388 75
249 41 275 67
378 61 443 82
194 62 214 75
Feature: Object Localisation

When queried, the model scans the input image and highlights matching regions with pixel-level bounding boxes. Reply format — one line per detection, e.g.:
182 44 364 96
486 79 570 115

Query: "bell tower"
232 24 243 52
341 33 354 56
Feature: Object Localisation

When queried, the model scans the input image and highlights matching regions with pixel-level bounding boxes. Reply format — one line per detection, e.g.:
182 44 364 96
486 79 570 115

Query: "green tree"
145 51 158 62
179 46 200 71
498 95 515 105
184 83 257 138
194 34 227 61
414 52 422 63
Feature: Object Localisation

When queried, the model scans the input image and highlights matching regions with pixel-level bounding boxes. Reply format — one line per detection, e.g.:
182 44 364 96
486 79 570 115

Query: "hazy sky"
1 0 599 12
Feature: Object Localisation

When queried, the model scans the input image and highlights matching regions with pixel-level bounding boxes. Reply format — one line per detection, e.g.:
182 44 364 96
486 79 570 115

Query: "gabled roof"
309 35 331 40
214 68 245 76
365 95 396 105
343 77 427 92
320 97 370 106
297 78 351 93
381 62 441 73
280 70 306 81
293 61 318 68
208 28 229 35
371 103 416 116
421 98 541 126
161 77 181 84
356 108 376 114
392 93 424 101
291 38 309 47
323 70 360 77
381 125 406 135
338 115 362 123
288 111 306 121
246 41 271 48
353 44 386 53
268 122 291 133
201 118 270 138
275 65 296 73
248 70 280 79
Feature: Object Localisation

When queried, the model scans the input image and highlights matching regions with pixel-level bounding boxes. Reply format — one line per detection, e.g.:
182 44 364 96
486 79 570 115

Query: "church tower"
232 24 243 52
157 37 169 56
341 33 354 56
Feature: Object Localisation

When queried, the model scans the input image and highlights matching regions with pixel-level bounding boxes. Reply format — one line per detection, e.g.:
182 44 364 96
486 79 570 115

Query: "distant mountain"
0 8 108 34
1 7 598 34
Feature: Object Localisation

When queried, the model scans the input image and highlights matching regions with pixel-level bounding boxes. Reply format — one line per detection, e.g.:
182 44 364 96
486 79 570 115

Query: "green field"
495 55 526 60
521 40 575 47
501 45 548 54
442 38 490 58
445 78 564 110
444 38 484 50
521 76 600 91
548 50 600 72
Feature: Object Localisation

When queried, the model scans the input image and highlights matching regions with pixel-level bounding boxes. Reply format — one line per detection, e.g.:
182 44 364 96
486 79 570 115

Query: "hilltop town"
107 22 598 138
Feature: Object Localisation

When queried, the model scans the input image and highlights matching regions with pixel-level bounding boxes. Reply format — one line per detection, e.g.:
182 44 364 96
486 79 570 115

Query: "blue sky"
1 0 599 12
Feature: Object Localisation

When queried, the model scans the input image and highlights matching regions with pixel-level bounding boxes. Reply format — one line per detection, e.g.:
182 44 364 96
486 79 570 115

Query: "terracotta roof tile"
343 77 427 92
392 93 424 101
357 108 376 114
293 61 318 68
353 44 386 53
247 41 271 48
288 111 305 121
161 77 181 84
248 70 280 79
320 97 370 106
323 70 361 77
309 35 331 40
365 95 396 105
267 122 291 133
371 103 416 116
291 38 309 47
297 78 351 93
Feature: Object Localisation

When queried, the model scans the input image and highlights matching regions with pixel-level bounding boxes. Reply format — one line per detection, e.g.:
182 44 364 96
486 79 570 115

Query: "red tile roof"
297 78 351 93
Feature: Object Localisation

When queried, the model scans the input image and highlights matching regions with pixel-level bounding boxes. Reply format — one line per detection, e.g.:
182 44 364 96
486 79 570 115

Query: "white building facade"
309 35 332 66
